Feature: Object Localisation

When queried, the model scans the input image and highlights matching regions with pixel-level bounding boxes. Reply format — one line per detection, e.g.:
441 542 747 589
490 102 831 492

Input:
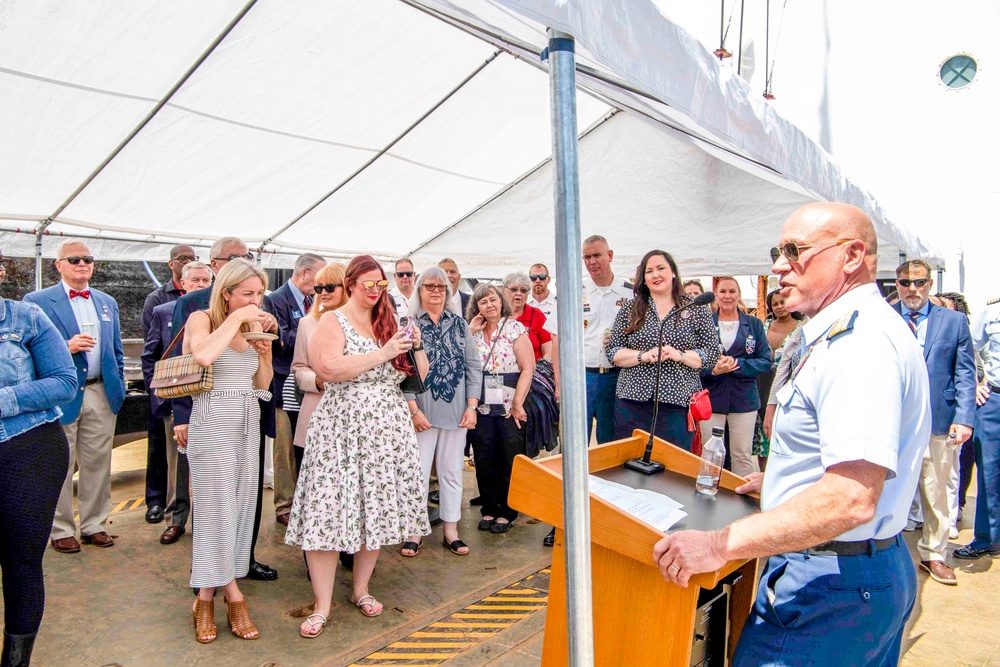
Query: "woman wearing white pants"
402 267 483 557
700 277 772 478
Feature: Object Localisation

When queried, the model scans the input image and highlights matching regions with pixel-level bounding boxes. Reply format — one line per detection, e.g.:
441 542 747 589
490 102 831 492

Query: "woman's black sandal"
443 538 470 555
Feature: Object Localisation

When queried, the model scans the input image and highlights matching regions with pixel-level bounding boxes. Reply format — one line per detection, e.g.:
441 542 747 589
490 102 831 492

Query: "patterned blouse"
605 296 720 407
473 318 528 415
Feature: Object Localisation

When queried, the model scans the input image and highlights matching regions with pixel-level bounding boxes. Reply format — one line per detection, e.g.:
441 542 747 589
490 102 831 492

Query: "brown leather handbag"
150 327 213 399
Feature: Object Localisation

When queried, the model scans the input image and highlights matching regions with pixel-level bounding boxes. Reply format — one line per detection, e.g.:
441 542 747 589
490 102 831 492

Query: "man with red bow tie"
24 240 125 554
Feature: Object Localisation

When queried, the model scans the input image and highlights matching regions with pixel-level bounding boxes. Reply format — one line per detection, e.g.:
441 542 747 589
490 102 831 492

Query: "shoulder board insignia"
623 281 635 291
827 310 859 342
988 297 1000 305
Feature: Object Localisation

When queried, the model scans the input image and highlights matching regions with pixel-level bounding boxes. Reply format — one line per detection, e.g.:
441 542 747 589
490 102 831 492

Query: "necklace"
719 320 738 332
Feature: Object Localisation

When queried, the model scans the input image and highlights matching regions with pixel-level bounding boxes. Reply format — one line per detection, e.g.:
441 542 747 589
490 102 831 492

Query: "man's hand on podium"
653 530 728 588
735 472 764 495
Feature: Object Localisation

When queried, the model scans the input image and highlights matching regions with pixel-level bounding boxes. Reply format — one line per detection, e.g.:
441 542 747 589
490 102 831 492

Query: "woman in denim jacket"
0 250 78 666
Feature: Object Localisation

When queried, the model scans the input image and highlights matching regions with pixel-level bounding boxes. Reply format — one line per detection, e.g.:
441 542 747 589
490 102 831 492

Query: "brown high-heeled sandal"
192 597 217 644
225 596 259 640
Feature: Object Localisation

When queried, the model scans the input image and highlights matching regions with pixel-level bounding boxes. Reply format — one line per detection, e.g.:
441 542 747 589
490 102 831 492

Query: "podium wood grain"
508 430 760 666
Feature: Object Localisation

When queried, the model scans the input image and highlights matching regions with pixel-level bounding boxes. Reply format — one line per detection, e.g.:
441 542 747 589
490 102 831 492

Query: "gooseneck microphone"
625 291 716 475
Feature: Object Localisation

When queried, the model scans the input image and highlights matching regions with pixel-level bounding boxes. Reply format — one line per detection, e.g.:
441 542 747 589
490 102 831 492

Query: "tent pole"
547 29 594 667
34 226 44 291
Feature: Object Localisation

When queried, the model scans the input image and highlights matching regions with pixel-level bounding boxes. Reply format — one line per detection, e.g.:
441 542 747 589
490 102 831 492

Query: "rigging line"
766 0 791 91
765 0 770 90
719 0 726 51
258 49 503 251
37 0 262 232
737 0 746 76
722 0 739 48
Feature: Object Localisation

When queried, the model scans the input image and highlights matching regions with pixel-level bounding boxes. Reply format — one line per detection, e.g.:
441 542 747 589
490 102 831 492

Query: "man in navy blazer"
169 236 281 581
23 240 125 554
896 260 976 585
267 253 325 525
141 261 212 544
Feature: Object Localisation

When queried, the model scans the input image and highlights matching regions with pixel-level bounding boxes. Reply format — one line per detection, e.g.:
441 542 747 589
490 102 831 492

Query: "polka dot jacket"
605 296 720 407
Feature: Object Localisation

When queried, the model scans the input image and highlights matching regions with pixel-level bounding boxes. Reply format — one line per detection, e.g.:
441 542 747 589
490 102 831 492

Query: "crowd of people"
1 204 999 663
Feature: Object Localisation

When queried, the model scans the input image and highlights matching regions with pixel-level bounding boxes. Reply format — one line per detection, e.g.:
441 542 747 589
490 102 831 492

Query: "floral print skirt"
285 379 430 552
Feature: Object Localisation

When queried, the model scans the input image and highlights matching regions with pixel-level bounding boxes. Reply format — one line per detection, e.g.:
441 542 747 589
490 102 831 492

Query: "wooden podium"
508 430 760 666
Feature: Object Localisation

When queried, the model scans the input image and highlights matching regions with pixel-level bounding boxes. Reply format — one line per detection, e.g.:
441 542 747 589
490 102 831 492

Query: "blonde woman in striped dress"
184 260 277 644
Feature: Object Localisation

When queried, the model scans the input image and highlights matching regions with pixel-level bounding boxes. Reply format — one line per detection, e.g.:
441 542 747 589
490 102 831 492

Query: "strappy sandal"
400 540 421 558
352 595 383 617
443 537 470 556
299 613 328 638
192 597 217 644
224 596 259 640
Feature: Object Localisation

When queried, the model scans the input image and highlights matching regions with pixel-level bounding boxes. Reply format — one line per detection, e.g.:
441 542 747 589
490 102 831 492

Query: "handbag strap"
160 326 186 361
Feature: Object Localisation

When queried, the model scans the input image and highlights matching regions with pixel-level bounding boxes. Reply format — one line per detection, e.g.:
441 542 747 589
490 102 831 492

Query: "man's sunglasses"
61 255 95 265
360 280 390 292
213 252 254 262
422 284 448 292
172 254 199 263
770 239 853 263
897 278 929 288
394 271 414 278
314 283 342 294
529 274 549 281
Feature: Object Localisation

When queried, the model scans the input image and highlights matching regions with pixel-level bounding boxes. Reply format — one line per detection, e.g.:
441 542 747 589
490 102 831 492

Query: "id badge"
484 375 504 405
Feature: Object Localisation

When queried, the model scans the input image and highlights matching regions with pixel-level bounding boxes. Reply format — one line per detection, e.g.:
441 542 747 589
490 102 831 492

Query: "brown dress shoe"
51 536 81 553
160 525 186 544
276 513 290 527
920 560 957 585
81 531 115 548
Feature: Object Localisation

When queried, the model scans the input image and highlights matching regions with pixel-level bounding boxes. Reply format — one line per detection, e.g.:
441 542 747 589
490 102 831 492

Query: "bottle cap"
712 427 725 437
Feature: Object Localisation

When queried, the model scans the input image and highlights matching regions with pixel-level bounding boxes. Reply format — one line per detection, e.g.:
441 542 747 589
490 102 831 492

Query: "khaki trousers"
918 434 956 562
272 407 296 516
52 382 115 540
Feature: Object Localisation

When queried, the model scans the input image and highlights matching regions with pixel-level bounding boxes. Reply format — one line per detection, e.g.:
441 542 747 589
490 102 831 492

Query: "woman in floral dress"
285 255 429 638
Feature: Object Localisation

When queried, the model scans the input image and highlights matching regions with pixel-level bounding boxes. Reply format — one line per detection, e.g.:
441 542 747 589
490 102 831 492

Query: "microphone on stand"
625 291 716 475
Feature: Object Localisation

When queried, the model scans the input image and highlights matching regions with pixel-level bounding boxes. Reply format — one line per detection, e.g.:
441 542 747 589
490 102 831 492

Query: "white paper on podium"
588 475 688 532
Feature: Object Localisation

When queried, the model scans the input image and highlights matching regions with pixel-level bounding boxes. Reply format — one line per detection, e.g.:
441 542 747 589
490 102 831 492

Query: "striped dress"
187 345 270 588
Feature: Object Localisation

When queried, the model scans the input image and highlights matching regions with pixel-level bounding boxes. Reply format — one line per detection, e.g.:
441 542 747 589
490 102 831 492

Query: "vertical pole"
34 228 44 291
756 275 769 321
937 268 944 290
898 251 907 266
548 29 595 667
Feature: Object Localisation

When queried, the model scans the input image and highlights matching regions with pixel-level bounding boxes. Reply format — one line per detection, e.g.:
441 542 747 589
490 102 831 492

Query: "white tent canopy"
0 0 941 275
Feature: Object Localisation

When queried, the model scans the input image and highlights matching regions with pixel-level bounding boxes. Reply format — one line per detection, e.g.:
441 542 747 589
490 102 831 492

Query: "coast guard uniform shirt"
764 284 931 541
582 276 630 368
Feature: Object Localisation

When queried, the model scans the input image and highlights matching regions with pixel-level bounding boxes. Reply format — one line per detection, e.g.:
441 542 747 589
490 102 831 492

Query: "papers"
588 475 687 532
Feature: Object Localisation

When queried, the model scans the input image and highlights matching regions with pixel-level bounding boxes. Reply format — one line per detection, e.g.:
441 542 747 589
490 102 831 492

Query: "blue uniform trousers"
585 370 618 445
970 390 1000 549
733 534 915 667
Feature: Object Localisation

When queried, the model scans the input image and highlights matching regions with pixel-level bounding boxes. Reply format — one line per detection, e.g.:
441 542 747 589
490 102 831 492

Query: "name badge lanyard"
483 318 509 405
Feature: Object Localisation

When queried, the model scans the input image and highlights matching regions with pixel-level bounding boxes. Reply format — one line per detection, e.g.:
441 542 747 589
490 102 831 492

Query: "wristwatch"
637 350 644 365
412 344 424 351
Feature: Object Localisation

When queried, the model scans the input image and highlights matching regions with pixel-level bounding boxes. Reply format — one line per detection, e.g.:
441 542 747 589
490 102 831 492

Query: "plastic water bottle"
696 427 726 496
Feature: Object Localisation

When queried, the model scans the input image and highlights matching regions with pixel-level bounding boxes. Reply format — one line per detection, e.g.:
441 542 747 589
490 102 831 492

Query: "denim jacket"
0 297 78 442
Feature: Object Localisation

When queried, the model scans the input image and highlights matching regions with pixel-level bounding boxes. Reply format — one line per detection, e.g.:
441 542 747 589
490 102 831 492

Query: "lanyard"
485 318 509 374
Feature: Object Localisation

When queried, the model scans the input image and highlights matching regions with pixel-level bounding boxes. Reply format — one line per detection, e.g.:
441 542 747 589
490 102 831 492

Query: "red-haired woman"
285 255 430 638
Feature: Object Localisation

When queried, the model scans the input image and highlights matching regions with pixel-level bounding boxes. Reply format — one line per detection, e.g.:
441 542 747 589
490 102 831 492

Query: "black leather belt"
85 377 102 386
585 367 619 374
806 534 899 557
989 383 1000 394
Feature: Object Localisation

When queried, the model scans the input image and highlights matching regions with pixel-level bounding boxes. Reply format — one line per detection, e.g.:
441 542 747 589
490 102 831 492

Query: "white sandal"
299 613 327 638
352 595 383 617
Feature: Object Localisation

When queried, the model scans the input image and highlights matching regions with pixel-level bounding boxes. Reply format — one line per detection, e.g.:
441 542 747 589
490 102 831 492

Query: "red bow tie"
69 289 90 299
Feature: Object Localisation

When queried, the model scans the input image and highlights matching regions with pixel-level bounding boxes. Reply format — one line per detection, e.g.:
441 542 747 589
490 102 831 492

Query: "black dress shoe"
490 520 512 534
953 546 1000 560
339 551 354 571
2 630 37 667
543 528 555 547
246 560 278 580
145 504 165 524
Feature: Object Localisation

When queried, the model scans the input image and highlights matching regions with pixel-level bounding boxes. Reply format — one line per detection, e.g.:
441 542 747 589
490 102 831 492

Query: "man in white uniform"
581 236 631 444
653 203 930 666
527 263 557 335
390 258 416 315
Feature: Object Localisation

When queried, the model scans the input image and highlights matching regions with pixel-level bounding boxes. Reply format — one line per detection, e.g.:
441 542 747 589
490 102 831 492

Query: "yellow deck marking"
453 612 529 618
466 605 543 611
430 622 512 628
410 632 495 639
389 642 476 649
482 596 547 602
366 653 459 660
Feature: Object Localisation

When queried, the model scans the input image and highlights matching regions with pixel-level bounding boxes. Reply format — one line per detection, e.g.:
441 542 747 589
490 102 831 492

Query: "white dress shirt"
528 291 558 335
582 276 631 368
62 280 101 380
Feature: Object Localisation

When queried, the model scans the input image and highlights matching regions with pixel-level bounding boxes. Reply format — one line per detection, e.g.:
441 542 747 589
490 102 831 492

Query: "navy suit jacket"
897 303 977 435
169 287 278 436
23 284 126 423
141 301 176 420
701 311 772 414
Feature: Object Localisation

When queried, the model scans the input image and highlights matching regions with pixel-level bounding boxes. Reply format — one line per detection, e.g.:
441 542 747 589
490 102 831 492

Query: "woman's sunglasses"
360 280 390 292
314 283 342 294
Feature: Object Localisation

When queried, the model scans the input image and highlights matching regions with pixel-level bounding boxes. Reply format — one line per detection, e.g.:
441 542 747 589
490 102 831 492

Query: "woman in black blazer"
700 277 772 477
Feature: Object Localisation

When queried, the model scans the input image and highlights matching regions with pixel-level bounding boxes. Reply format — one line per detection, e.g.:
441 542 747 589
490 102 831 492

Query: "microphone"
625 291 716 475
